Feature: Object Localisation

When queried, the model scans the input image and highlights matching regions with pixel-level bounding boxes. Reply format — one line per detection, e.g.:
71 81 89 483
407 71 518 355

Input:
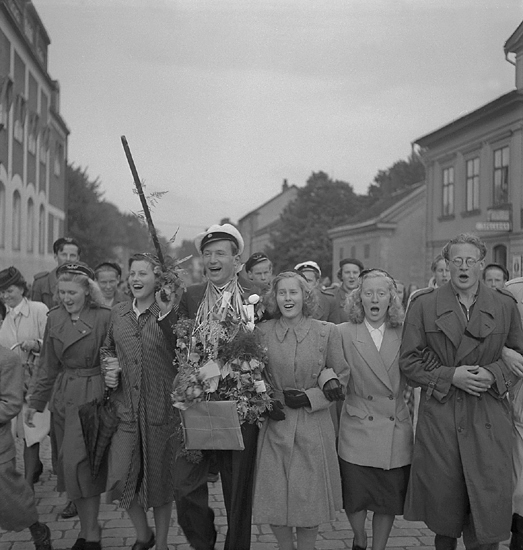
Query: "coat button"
368 395 373 400
485 423 492 429
368 416 373 421
458 426 463 433
319 348 324 352
389 416 394 421
388 395 394 400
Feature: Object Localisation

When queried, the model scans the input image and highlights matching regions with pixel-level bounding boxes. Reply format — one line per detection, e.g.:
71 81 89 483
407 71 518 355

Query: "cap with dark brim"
57 262 95 279
94 262 122 277
245 252 269 273
0 266 24 291
200 232 238 251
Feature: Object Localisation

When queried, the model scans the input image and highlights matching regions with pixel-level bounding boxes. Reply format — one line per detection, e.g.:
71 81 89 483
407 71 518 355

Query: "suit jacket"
338 322 412 469
0 346 23 464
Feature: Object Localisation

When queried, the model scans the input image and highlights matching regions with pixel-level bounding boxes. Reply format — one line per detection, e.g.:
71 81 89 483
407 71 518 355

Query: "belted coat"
399 282 523 543
253 317 349 527
29 304 112 498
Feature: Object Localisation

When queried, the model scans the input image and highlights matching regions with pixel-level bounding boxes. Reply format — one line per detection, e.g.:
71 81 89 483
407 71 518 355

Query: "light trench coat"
253 317 349 527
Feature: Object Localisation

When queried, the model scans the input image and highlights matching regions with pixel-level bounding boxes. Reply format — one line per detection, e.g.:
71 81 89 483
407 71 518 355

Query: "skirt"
339 458 410 515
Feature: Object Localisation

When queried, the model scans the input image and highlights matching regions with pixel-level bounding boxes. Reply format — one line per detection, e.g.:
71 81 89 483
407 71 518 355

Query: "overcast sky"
34 0 522 244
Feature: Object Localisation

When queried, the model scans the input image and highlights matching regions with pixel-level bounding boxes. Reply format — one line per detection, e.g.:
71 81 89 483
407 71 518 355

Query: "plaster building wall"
0 0 69 278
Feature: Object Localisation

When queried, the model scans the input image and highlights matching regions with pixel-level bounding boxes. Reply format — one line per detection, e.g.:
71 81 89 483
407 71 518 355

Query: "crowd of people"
1 228 523 550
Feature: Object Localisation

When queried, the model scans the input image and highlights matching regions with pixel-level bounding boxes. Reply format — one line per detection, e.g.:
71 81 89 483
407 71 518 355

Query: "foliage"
266 171 362 275
66 163 171 268
366 152 425 202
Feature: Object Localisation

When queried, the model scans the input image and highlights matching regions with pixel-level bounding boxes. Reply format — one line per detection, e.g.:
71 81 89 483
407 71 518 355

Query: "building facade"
237 179 298 259
328 184 426 286
416 21 523 278
0 0 69 277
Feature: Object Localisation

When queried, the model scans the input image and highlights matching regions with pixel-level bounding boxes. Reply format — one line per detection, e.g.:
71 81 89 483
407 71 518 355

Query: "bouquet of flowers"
171 316 273 426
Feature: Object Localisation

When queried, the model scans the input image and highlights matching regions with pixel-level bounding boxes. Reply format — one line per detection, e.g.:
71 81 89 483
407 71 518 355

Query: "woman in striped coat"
102 254 178 550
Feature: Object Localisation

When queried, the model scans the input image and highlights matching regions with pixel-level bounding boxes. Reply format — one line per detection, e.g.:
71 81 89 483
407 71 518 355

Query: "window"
13 95 27 143
442 167 454 216
27 112 39 156
12 191 21 250
364 244 370 259
339 247 344 260
27 198 34 253
0 182 5 249
466 158 480 212
54 141 63 176
351 245 356 257
40 125 49 164
0 76 14 130
38 205 45 254
493 244 507 268
493 146 509 205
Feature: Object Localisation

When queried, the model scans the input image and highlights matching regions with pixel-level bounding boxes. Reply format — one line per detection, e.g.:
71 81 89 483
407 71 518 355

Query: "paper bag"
180 400 244 451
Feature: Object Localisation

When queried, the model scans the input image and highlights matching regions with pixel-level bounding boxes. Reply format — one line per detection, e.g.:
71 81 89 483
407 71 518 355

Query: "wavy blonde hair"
346 270 405 328
265 271 318 318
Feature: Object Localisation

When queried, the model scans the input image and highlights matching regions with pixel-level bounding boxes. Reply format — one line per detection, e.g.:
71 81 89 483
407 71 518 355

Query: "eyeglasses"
449 257 479 268
359 268 397 289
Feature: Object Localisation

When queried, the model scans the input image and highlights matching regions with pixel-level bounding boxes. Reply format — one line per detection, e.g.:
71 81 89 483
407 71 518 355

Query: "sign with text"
475 221 511 231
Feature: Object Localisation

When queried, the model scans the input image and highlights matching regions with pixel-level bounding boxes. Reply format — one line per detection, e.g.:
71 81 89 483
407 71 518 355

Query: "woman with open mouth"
337 269 413 550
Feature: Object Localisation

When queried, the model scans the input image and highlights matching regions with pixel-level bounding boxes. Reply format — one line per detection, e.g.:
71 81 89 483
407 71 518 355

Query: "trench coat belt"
272 389 285 403
63 366 101 377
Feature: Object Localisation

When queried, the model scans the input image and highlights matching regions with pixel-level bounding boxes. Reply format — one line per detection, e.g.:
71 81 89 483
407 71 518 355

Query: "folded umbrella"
78 388 119 479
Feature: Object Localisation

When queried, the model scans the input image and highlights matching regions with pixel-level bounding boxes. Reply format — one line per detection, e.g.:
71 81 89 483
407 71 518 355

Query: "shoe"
83 543 101 550
131 532 155 550
33 461 44 484
61 501 78 519
30 522 52 550
352 540 367 550
71 539 86 550
207 472 219 483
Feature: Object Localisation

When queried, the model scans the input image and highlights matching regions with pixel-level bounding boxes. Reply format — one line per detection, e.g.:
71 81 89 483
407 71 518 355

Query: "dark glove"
267 399 286 421
422 347 441 372
323 379 344 401
283 389 311 409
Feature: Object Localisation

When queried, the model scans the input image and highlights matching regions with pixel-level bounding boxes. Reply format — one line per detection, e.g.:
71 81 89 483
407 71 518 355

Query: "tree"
266 171 362 275
66 164 167 268
367 152 425 202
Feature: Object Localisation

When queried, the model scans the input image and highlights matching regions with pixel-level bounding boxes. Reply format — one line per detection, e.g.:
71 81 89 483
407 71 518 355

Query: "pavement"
0 437 509 550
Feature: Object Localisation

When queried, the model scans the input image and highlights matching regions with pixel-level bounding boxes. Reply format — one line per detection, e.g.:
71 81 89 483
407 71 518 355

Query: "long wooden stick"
121 135 165 266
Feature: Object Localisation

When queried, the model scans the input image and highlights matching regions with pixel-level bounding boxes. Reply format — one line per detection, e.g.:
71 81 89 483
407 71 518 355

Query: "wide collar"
434 281 497 365
119 299 160 319
352 322 400 390
275 316 313 343
52 305 100 352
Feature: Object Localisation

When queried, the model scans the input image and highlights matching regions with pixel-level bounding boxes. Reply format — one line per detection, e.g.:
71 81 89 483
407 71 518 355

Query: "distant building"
0 0 69 277
328 183 426 286
237 179 298 259
414 20 523 278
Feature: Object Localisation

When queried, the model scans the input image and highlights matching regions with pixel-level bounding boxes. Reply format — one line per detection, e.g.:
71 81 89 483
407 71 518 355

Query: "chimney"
282 178 289 191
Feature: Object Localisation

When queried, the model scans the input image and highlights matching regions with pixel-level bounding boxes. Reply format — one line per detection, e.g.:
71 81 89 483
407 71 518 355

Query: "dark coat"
327 286 351 325
31 268 59 309
0 347 22 465
103 301 178 509
399 282 523 543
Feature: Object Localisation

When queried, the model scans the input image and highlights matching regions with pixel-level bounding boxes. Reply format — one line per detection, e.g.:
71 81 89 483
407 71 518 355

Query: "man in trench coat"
399 233 523 550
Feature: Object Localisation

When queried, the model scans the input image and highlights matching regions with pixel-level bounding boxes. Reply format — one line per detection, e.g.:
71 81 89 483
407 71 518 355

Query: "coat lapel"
434 284 465 351
455 284 497 365
353 323 393 391
378 326 401 373
57 307 97 353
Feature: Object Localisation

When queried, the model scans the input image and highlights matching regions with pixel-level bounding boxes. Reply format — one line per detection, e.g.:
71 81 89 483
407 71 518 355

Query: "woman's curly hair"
265 271 318 319
55 272 105 308
346 270 405 328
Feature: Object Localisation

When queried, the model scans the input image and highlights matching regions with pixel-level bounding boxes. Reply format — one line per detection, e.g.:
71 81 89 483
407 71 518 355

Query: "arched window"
12 191 21 251
493 244 507 268
38 204 45 255
0 182 5 249
27 198 34 253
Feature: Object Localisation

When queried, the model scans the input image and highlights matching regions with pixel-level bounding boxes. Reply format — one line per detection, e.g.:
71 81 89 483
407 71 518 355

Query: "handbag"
180 400 244 451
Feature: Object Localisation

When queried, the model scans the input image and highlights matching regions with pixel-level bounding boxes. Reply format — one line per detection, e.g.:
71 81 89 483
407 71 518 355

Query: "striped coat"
103 300 178 509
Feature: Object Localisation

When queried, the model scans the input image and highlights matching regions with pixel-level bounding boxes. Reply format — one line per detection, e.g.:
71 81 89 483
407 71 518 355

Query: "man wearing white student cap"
294 260 336 321
172 223 260 550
